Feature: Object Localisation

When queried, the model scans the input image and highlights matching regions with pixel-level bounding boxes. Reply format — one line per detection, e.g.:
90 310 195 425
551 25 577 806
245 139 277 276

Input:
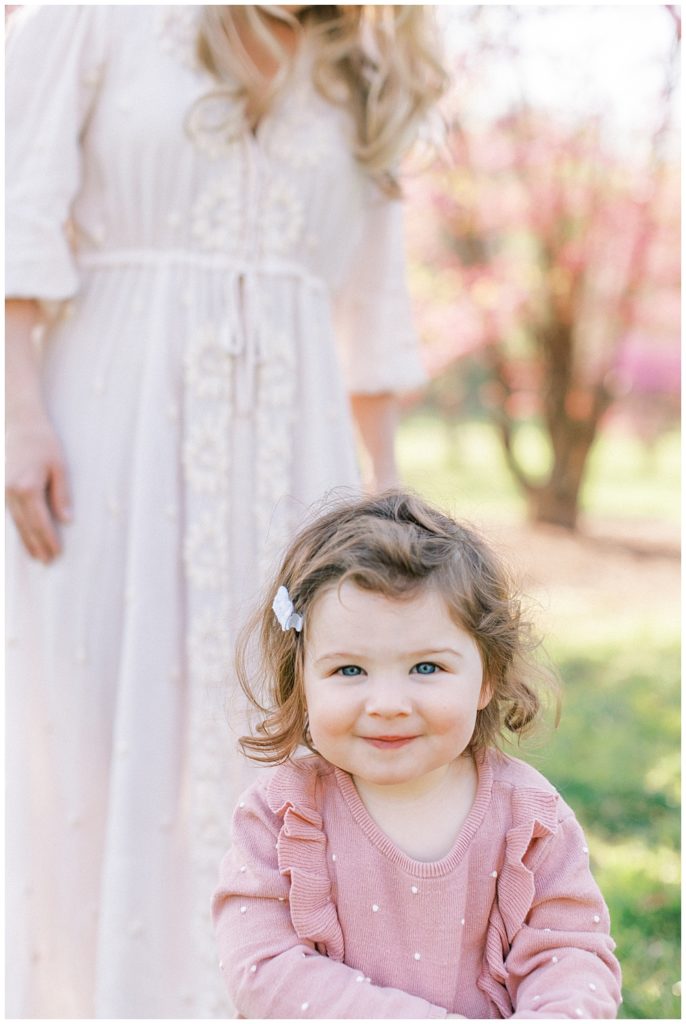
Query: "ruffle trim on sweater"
266 757 345 962
499 787 559 940
478 783 560 1017
264 751 561 1006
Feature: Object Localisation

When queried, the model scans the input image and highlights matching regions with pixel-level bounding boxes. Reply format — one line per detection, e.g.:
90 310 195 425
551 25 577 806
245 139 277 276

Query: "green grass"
398 413 681 1020
397 413 680 525
537 633 681 1020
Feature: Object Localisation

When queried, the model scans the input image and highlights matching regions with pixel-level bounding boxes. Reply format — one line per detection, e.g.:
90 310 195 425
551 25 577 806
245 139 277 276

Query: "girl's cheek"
319 705 353 737
434 705 478 735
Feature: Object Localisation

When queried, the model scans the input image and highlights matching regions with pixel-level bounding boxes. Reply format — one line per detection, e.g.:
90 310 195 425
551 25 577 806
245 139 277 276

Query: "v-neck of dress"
244 36 312 144
333 748 495 878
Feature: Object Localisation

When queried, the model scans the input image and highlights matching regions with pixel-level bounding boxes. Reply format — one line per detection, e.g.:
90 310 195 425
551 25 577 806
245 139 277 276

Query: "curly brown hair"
236 489 559 764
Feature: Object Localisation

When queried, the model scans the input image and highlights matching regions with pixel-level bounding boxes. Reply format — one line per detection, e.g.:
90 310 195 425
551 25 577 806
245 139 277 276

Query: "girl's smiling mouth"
363 736 418 749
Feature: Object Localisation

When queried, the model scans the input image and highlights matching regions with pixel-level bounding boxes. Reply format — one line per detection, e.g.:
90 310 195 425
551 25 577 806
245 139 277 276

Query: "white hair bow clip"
272 585 303 633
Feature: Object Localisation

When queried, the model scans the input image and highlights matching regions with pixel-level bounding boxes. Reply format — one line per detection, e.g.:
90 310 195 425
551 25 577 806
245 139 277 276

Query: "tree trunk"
529 395 603 530
527 478 583 530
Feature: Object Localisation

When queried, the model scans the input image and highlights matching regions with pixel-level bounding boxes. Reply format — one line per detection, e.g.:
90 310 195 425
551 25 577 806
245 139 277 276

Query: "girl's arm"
212 788 448 1020
349 392 399 492
5 300 72 562
504 814 622 1018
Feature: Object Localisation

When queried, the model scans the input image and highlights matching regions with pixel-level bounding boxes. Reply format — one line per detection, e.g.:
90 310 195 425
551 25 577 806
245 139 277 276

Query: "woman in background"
5 5 446 1017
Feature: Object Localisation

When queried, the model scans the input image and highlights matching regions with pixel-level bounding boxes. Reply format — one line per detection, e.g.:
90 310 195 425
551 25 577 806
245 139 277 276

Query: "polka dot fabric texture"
213 750 622 1018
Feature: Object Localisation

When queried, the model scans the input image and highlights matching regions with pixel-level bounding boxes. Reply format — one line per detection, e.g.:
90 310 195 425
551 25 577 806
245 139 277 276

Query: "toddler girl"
213 491 621 1018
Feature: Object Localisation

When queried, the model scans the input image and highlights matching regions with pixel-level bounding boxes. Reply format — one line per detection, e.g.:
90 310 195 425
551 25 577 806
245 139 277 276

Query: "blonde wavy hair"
196 5 448 194
236 490 560 766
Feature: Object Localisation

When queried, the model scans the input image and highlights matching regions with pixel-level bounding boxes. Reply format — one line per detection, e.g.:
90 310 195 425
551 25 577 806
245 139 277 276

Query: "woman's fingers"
47 460 73 524
9 511 43 561
7 473 62 562
26 486 62 559
21 524 51 563
6 421 71 562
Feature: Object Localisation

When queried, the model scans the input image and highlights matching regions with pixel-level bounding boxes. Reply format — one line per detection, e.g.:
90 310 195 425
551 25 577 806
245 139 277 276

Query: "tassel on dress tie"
217 269 266 417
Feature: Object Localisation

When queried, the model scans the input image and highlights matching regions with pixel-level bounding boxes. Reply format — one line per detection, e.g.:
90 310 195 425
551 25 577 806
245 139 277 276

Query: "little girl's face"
303 583 490 789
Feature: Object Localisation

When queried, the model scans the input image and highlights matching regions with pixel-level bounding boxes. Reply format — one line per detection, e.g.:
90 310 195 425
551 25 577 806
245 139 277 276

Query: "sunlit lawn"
399 412 681 1020
538 631 680 1020
398 412 680 526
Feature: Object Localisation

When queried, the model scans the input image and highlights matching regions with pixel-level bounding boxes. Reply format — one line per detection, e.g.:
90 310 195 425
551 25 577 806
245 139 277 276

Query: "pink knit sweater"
212 749 621 1018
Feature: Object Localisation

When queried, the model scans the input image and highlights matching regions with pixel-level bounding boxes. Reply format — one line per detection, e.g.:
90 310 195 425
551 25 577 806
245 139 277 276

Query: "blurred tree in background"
406 5 680 530
401 14 681 1015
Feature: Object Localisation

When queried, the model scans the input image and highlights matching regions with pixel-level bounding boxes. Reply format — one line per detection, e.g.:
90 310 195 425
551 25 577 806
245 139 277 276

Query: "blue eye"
337 665 363 677
413 662 439 675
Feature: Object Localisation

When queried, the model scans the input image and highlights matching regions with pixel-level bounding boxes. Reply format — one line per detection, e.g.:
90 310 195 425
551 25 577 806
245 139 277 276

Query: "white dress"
5 5 424 1019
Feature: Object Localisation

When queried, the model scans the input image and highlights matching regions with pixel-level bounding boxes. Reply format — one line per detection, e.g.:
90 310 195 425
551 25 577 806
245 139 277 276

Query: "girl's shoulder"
237 754 336 822
266 753 336 813
485 747 576 826
487 747 558 792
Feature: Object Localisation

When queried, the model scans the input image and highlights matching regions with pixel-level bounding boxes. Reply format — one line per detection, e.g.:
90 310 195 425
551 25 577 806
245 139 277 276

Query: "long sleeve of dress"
505 815 622 1019
5 5 107 301
331 190 427 396
212 787 448 1020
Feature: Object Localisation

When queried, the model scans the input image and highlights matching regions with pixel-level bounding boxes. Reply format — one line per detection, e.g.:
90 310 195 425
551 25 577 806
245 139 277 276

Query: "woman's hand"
6 417 72 562
5 298 72 563
366 465 401 492
349 392 400 493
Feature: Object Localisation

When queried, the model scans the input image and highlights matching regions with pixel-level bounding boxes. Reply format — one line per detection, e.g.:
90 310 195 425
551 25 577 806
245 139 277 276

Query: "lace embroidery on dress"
191 171 244 254
183 323 234 399
170 26 341 1014
182 408 231 496
255 324 298 581
266 78 331 170
187 92 246 160
182 315 235 1017
156 6 202 73
262 177 305 256
183 513 229 592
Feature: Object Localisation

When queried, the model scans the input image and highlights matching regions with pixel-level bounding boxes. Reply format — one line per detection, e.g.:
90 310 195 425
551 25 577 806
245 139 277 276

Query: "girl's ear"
477 678 493 711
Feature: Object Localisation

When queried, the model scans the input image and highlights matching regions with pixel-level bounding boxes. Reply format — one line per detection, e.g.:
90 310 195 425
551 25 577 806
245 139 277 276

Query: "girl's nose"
364 679 412 717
